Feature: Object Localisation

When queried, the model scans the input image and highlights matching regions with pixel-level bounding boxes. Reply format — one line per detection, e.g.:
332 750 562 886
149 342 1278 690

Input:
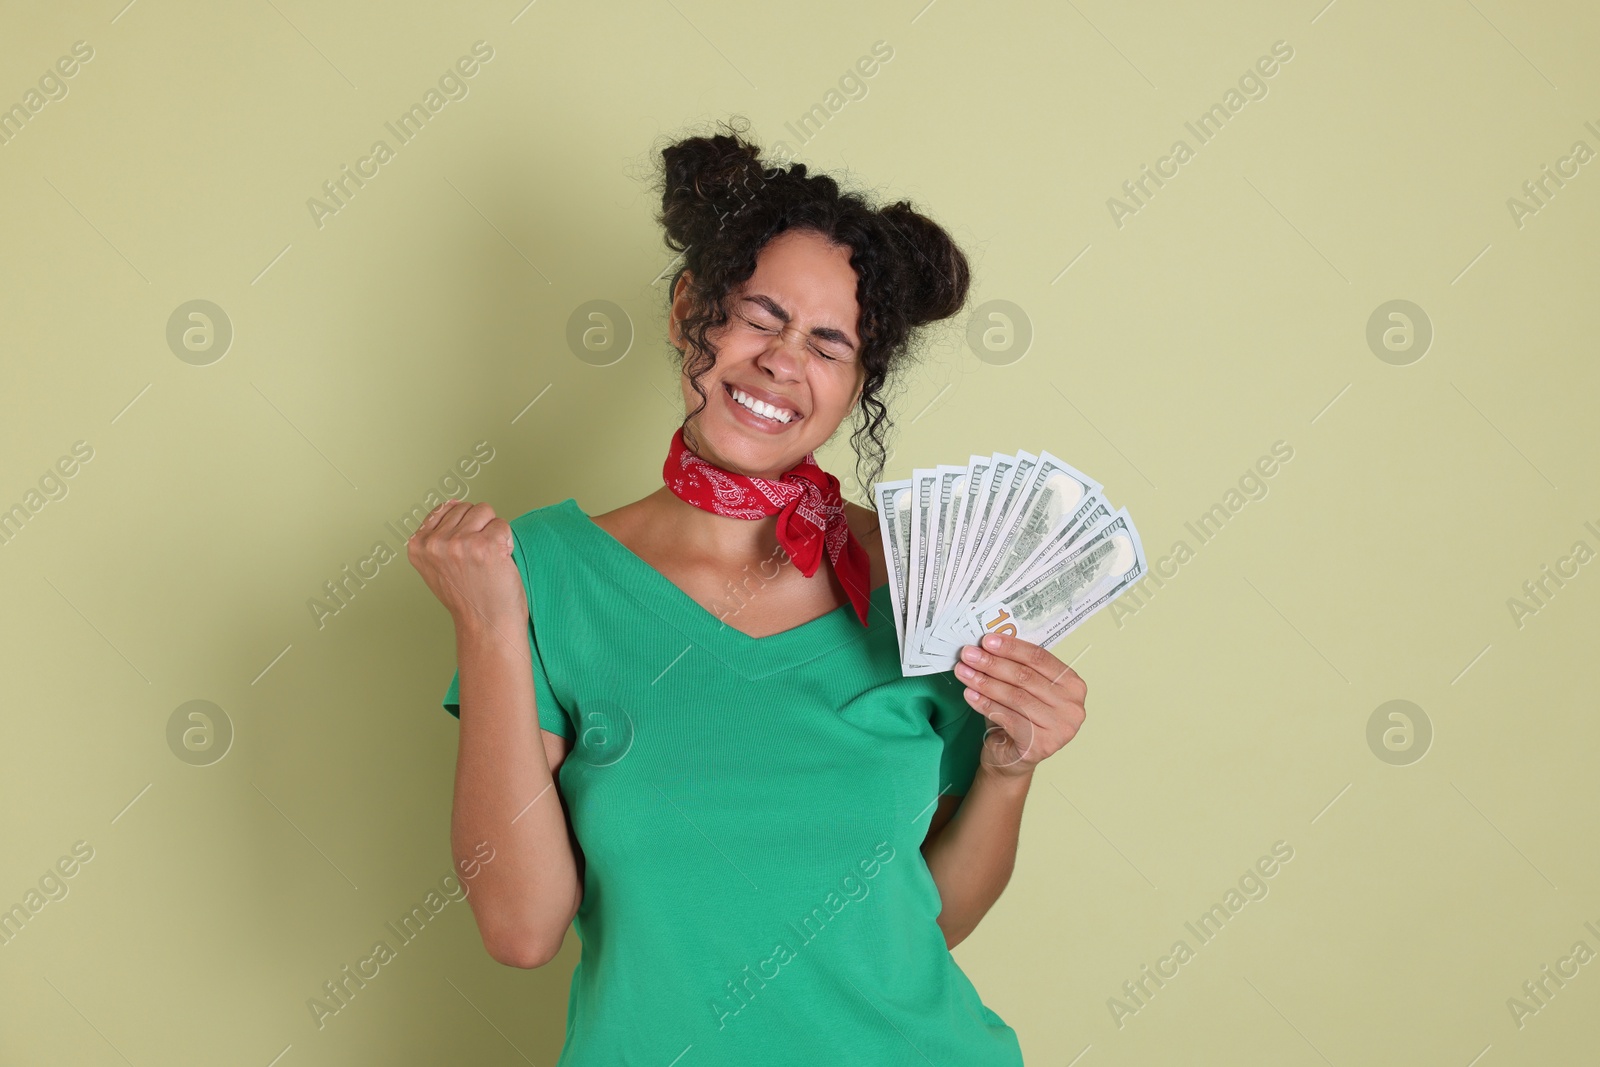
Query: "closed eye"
739 314 847 361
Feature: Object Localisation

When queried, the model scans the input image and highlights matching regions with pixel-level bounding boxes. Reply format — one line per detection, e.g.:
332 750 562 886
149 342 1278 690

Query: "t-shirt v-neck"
440 497 1022 1066
575 496 897 680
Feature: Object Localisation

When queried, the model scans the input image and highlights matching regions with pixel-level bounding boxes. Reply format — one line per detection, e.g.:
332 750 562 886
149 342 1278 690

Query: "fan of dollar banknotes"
873 451 1149 676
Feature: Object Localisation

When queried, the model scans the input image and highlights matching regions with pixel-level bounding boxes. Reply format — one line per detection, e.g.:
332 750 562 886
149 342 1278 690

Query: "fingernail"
960 645 983 663
983 634 1002 650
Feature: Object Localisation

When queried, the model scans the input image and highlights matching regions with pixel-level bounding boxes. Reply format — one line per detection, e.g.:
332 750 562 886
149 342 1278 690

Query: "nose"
755 323 810 380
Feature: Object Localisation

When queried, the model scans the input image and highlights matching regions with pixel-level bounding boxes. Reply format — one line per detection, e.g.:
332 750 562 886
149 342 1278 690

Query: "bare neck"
607 486 786 568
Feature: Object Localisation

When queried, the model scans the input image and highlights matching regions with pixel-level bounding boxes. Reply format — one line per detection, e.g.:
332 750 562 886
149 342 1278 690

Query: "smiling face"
671 228 866 480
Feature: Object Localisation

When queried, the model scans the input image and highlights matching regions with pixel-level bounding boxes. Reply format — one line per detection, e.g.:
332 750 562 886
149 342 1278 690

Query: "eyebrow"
741 294 857 352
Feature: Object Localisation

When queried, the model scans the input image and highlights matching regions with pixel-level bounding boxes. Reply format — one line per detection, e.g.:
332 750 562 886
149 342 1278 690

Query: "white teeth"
731 387 794 424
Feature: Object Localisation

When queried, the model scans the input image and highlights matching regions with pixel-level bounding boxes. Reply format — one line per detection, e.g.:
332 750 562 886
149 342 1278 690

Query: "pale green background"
2 0 1597 1064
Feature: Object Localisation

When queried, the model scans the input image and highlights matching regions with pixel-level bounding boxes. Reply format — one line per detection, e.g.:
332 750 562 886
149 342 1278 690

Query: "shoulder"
504 498 591 599
843 501 889 589
505 497 583 554
842 500 877 541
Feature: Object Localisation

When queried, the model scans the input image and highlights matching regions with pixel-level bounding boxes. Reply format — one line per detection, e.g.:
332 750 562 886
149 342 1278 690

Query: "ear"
669 271 695 351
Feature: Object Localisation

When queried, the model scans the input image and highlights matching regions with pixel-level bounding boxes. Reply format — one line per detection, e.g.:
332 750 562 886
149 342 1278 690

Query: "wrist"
453 609 527 645
976 761 1034 795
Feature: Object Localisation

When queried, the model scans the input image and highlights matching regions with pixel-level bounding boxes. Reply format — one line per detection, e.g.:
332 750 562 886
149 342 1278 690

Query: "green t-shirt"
442 498 1023 1065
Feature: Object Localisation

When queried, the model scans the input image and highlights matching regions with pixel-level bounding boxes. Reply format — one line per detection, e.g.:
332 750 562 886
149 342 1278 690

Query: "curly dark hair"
651 117 971 498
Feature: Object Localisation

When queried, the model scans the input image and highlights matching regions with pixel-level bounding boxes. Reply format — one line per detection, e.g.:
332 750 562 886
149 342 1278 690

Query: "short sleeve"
439 520 573 739
929 673 987 798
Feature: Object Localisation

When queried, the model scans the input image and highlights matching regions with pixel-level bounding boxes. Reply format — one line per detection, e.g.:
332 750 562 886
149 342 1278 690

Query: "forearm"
921 764 1032 949
451 615 580 965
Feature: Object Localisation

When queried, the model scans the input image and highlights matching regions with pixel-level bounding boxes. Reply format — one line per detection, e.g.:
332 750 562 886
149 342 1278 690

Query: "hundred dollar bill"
922 490 1113 657
938 451 1037 619
873 479 913 653
933 453 998 623
1006 492 1114 592
955 509 1146 657
911 464 969 659
901 469 940 670
964 451 1101 610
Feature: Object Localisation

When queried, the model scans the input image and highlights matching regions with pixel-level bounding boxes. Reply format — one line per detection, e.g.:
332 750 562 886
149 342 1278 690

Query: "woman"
408 122 1088 1065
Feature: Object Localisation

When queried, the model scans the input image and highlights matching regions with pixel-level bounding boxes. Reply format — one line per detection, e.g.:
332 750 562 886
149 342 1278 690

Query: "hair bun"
878 201 970 323
659 128 773 251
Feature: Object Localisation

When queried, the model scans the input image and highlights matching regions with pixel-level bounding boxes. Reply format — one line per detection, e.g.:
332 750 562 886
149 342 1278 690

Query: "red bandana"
662 426 872 626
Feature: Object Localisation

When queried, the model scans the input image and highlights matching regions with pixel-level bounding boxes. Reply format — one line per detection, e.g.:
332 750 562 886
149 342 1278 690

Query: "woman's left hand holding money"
954 633 1086 777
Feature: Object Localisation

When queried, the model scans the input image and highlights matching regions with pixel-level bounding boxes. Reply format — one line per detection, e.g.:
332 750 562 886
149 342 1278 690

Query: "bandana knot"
662 426 872 626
